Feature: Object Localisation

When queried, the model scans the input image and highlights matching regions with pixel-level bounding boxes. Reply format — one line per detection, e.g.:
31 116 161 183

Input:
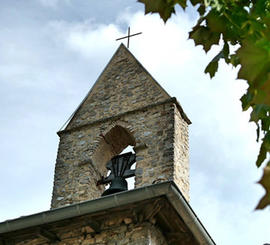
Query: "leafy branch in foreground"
138 0 270 209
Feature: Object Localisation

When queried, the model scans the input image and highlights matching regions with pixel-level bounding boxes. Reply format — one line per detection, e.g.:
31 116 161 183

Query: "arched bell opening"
92 125 136 196
92 125 136 169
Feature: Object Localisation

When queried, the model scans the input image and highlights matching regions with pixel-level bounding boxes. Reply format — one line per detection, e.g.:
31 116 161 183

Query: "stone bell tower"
0 44 215 245
51 44 191 209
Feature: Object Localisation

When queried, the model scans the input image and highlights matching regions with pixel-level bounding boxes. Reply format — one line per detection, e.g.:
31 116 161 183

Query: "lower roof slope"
0 181 215 245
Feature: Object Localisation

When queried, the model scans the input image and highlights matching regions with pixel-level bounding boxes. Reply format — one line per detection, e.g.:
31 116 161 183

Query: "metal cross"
116 27 142 48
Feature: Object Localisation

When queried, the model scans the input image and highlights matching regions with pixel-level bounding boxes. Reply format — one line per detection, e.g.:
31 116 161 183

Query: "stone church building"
0 44 215 245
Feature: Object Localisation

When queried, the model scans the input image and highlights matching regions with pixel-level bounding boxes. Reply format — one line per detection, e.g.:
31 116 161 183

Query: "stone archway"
91 125 136 175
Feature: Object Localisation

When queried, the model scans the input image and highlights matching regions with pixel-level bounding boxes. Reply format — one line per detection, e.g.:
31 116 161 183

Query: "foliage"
138 0 270 209
256 166 270 209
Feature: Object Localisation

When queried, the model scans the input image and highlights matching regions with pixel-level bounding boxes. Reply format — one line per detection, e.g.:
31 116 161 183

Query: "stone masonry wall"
66 44 170 130
16 220 167 245
173 105 190 201
51 100 190 208
51 101 183 208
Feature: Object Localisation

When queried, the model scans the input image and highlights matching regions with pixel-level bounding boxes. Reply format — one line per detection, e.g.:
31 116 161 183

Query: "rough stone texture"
173 106 190 200
51 44 190 209
6 196 201 245
15 221 167 245
66 44 170 130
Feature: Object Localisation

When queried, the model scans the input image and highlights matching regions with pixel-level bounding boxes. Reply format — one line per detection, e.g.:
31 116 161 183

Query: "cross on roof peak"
116 27 142 48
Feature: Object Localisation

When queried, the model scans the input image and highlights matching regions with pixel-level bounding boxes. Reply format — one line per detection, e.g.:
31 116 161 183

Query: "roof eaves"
0 181 213 244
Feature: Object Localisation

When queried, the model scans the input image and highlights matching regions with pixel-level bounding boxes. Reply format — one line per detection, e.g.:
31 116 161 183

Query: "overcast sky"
0 1 269 244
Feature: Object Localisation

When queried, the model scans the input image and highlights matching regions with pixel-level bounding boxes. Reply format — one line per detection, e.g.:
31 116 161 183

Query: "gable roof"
62 44 172 131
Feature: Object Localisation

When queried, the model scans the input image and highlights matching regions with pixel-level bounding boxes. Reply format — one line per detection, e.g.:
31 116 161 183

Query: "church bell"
102 177 128 196
97 152 136 196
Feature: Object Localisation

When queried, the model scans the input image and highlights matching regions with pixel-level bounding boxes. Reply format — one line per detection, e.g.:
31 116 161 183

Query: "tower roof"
63 44 179 131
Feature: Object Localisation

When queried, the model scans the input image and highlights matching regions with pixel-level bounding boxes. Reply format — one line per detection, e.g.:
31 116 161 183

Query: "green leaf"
252 89 268 105
259 78 270 106
190 0 201 6
256 122 260 142
256 132 270 167
264 131 270 149
204 42 229 78
256 166 270 209
256 142 267 167
240 92 254 111
204 0 222 10
205 60 218 78
237 40 270 110
138 0 176 22
189 25 220 52
223 42 230 63
230 54 240 67
206 10 227 33
250 104 268 123
237 40 270 84
262 117 270 131
197 4 206 16
176 0 187 9
252 0 270 17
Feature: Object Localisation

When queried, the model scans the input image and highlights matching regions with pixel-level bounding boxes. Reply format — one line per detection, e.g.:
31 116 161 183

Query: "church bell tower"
51 43 191 209
0 44 215 245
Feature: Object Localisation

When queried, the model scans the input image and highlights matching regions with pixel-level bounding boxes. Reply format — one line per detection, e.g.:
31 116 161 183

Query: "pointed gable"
65 44 171 130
